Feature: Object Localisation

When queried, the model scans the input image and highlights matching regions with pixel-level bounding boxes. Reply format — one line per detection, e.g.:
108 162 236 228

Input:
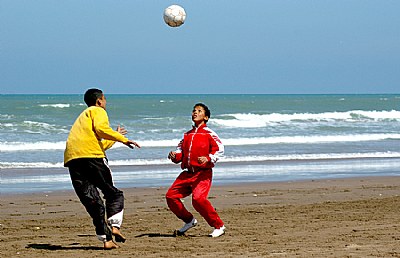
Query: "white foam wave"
39 104 70 108
213 110 400 128
23 120 60 130
110 158 171 166
1 152 400 169
1 133 399 152
111 152 400 165
0 141 66 151
0 161 63 169
222 152 400 162
0 123 14 127
102 133 400 148
0 114 13 119
0 120 68 134
222 133 400 145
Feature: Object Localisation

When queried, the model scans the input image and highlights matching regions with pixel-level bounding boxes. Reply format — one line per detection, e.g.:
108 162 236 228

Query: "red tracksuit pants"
166 169 224 229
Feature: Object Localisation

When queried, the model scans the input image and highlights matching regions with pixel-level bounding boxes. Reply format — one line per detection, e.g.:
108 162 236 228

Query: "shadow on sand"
26 243 103 251
135 232 176 238
135 231 204 238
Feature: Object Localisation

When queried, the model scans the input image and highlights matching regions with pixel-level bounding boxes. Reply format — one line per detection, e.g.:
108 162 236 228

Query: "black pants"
67 158 124 241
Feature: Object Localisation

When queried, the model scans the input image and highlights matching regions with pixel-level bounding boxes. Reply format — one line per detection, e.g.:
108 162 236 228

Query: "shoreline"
1 174 399 197
1 176 399 257
2 157 400 195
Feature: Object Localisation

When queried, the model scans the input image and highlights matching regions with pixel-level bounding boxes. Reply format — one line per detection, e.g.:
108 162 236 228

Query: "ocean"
1 94 399 194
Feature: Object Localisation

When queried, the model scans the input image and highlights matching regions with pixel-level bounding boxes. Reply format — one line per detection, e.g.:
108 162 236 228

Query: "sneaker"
209 225 226 237
178 218 198 234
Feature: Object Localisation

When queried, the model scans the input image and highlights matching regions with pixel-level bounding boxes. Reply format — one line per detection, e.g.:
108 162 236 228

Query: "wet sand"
1 176 399 257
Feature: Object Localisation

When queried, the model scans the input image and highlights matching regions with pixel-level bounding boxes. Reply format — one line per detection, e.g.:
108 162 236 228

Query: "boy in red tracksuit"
166 103 226 237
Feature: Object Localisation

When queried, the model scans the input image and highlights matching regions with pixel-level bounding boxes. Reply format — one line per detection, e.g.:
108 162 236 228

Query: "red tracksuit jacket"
171 123 224 171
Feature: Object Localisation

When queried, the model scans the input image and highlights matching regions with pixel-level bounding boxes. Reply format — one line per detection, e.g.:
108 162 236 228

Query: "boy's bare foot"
104 240 119 250
112 226 126 243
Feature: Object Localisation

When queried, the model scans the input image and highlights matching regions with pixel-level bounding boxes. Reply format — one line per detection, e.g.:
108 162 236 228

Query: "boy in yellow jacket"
64 88 140 249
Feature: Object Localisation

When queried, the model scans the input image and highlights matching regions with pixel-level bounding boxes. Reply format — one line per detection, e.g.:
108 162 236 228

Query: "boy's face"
96 94 107 109
192 105 208 126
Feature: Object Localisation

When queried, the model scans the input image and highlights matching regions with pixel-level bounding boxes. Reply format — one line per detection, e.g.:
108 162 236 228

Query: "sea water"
1 94 399 194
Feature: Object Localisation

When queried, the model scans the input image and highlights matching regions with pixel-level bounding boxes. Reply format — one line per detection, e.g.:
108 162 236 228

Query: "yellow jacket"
64 106 128 166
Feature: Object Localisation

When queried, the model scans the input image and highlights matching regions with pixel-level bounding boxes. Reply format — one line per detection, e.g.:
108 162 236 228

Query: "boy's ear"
96 98 101 106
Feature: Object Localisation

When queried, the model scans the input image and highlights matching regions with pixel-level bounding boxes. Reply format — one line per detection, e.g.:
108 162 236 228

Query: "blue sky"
1 1 399 94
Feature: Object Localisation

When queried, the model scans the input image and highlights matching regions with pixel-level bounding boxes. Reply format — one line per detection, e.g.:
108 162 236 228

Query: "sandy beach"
1 176 399 257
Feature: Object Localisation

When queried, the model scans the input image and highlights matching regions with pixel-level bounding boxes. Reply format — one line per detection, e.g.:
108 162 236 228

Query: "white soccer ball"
163 5 186 27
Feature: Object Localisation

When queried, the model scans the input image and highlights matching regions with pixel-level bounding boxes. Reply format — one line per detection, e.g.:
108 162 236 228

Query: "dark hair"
194 103 211 123
84 88 103 106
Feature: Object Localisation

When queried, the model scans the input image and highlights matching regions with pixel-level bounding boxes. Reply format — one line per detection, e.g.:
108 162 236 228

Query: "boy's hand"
125 140 141 149
198 156 208 164
168 151 176 160
117 125 140 149
116 125 128 135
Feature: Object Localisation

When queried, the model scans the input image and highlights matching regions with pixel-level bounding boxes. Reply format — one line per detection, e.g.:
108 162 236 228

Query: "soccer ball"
163 5 186 27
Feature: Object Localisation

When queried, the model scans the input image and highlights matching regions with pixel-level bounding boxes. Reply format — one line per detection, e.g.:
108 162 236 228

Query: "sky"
1 1 399 94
